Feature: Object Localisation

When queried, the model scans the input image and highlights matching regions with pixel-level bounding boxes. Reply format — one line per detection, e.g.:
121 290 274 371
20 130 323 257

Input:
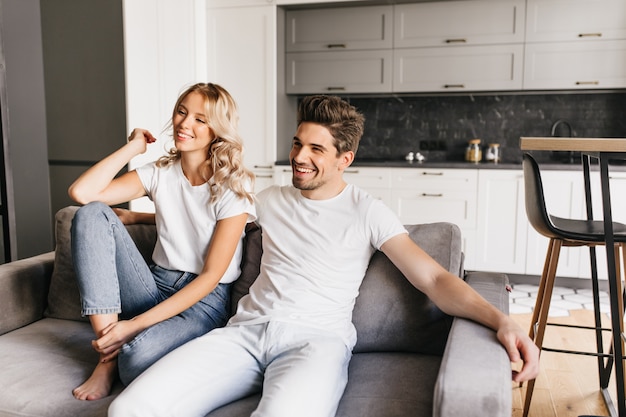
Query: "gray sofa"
0 206 512 417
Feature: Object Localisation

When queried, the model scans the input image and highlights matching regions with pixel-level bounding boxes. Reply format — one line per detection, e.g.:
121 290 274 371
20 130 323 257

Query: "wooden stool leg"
523 238 562 417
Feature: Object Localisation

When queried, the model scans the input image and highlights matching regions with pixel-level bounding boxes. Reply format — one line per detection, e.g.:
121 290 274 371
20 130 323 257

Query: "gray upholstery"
0 206 512 417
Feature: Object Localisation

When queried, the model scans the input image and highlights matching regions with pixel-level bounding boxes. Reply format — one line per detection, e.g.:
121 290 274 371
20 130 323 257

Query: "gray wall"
40 0 127 216
0 0 126 261
0 0 53 260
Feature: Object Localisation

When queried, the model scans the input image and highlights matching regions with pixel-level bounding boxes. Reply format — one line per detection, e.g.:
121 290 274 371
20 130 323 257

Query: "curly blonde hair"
157 83 254 203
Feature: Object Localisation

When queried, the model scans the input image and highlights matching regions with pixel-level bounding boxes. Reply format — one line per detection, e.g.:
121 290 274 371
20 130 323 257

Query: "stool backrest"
523 153 558 239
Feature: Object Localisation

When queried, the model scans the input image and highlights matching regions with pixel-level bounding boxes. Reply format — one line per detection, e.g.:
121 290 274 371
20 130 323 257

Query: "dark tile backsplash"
342 92 626 164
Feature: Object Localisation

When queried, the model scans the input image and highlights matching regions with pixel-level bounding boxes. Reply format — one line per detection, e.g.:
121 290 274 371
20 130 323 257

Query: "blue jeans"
71 202 231 385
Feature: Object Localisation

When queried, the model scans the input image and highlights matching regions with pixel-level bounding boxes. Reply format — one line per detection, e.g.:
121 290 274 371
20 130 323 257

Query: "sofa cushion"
44 206 157 322
0 318 123 417
351 223 462 355
230 222 462 356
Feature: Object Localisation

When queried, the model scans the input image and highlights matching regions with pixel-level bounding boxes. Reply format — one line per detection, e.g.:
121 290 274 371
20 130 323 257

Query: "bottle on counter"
465 139 482 163
485 143 501 163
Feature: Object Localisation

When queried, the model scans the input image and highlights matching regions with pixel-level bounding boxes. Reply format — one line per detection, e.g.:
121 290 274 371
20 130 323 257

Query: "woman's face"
172 91 213 155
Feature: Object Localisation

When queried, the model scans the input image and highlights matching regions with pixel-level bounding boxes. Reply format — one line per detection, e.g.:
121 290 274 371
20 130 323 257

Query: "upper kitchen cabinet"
284 5 393 94
525 0 626 42
524 40 626 90
285 6 392 52
393 0 525 93
286 50 393 94
206 3 278 192
393 44 524 92
394 0 526 48
524 0 626 90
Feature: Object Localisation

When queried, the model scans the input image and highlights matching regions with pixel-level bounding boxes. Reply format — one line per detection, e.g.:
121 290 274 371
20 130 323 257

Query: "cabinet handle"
421 193 443 197
422 172 444 176
444 84 465 89
345 169 360 174
578 33 602 38
327 44 347 49
256 174 273 179
282 168 291 172
327 87 346 91
254 165 273 169
575 81 599 86
445 38 467 44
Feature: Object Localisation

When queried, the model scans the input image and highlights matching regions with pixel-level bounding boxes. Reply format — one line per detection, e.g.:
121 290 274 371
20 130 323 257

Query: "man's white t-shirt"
229 184 407 348
135 160 256 283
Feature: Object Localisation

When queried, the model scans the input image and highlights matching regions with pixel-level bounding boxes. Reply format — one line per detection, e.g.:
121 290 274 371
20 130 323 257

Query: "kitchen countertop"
273 159 625 171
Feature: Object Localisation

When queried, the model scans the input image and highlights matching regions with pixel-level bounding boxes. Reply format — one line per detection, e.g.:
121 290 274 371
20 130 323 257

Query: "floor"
509 283 611 317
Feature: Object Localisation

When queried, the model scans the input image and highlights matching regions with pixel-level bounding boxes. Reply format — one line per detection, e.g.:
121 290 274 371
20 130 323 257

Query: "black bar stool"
522 153 626 417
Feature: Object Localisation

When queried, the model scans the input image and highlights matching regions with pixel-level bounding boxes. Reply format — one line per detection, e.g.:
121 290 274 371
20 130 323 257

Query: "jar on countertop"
485 143 501 163
465 139 482 163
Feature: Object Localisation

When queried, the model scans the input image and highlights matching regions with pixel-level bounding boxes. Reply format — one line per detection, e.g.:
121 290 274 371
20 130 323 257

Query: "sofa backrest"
48 207 463 356
231 222 464 356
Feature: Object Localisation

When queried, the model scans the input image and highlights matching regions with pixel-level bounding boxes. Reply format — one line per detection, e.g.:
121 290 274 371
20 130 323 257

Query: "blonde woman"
68 83 255 401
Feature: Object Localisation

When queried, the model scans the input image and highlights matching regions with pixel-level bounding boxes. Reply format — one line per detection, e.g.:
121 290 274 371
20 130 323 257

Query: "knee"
73 201 109 224
72 202 115 232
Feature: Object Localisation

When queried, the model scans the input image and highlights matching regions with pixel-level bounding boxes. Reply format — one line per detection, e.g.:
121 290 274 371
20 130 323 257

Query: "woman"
68 83 255 401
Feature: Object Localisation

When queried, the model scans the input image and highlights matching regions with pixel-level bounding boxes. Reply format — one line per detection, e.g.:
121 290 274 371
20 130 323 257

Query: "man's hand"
496 318 540 382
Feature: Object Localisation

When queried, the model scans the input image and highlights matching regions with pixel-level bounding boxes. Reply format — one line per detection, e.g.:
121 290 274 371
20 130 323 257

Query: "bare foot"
73 358 118 401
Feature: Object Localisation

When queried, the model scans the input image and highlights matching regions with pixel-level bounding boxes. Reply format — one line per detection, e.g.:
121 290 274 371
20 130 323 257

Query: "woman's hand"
92 320 144 362
127 128 157 155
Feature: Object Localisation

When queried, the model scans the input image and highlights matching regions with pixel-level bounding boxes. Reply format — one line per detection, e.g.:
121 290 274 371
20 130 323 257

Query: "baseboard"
506 273 609 292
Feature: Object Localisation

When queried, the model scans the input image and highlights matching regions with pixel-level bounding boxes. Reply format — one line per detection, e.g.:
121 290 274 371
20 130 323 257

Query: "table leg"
599 156 626 417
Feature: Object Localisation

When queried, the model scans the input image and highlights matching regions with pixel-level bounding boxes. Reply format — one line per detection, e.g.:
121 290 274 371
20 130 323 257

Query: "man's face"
289 122 352 199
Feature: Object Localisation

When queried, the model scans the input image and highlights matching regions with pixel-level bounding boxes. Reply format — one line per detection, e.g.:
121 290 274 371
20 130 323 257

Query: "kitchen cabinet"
524 0 626 90
576 170 626 280
393 0 524 93
525 0 626 43
393 44 524 93
206 3 278 193
523 40 626 90
475 170 527 273
475 169 584 277
523 170 585 278
390 168 478 268
394 1 525 48
285 6 392 52
284 5 393 94
286 50 393 94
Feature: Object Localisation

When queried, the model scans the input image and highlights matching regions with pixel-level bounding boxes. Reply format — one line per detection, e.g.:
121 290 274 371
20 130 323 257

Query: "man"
109 95 539 417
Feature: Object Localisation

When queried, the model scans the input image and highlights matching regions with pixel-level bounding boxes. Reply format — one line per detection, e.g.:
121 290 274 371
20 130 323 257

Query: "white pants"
108 321 352 417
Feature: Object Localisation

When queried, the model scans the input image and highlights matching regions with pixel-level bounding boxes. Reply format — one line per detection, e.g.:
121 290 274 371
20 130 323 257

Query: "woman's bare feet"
73 357 118 401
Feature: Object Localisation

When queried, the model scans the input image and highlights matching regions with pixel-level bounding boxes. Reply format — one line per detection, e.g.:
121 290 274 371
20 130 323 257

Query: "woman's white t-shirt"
135 160 256 283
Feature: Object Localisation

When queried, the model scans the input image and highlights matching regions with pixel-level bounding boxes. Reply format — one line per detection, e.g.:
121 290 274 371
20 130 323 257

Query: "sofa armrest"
0 252 55 335
433 271 512 417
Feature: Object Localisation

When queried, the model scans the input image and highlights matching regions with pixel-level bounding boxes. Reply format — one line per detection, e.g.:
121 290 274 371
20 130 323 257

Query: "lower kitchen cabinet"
475 170 527 274
523 170 585 278
390 168 478 268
